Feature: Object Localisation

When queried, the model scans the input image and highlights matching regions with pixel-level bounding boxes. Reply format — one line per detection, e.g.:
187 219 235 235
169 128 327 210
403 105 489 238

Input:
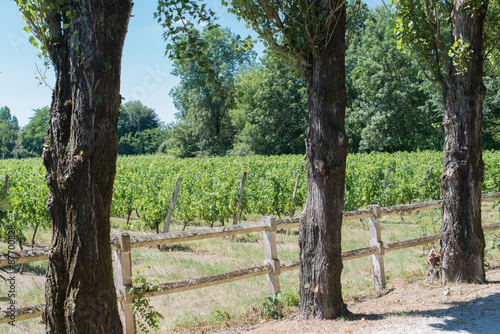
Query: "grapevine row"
0 151 499 239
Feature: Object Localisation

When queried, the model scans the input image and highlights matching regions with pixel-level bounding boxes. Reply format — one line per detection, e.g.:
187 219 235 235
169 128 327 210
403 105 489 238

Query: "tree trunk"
299 1 348 319
42 1 133 333
439 1 487 283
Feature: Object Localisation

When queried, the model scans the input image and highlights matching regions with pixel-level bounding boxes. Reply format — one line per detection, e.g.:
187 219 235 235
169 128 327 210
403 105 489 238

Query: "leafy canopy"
156 0 220 62
231 54 307 155
15 0 73 64
169 26 256 157
21 106 50 157
0 107 20 158
118 101 161 137
346 6 443 152
222 0 354 67
392 0 500 79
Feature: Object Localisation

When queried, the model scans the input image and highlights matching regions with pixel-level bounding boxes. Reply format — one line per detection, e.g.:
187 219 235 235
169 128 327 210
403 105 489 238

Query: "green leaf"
0 198 12 211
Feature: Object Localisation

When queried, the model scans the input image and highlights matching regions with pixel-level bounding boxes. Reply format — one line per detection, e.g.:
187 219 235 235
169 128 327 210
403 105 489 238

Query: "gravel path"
214 265 500 334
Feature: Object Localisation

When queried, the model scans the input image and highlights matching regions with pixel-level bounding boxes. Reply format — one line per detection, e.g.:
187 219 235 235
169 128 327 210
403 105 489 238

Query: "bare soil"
214 262 500 334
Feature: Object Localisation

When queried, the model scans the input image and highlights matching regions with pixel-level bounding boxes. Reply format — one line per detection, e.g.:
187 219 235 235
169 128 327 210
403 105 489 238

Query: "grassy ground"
0 202 498 333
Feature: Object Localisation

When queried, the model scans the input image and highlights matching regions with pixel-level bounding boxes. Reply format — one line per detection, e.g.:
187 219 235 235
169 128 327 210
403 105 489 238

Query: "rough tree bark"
439 0 488 283
298 0 349 318
41 1 133 332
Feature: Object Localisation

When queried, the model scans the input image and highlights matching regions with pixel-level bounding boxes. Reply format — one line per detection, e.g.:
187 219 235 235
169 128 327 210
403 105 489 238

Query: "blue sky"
0 0 381 127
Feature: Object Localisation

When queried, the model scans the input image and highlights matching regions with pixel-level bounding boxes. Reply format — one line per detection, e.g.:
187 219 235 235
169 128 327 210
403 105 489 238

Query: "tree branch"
484 120 500 127
417 61 439 83
430 0 451 76
35 63 53 91
346 0 362 49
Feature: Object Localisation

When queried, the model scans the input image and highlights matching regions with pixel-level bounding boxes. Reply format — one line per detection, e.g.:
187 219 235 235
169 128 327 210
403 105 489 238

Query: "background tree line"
0 101 168 158
162 6 499 156
2 5 499 160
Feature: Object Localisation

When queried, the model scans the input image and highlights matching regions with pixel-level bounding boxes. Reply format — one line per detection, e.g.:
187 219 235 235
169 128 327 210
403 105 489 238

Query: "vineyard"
1 151 499 245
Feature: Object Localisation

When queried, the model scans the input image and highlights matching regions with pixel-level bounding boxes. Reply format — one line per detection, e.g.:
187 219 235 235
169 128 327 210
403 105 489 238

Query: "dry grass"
0 201 498 333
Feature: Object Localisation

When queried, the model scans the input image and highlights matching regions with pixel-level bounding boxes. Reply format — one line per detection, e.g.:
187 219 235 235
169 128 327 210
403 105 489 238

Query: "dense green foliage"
162 5 498 156
118 101 161 137
1 151 499 235
0 159 49 246
483 77 500 149
118 127 168 156
393 0 499 79
230 55 308 155
0 107 20 159
16 106 49 158
166 27 256 157
0 190 12 222
1 101 168 158
346 7 443 152
117 101 167 155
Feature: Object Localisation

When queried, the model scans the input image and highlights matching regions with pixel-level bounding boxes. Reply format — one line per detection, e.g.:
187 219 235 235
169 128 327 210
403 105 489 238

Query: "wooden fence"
1 192 499 333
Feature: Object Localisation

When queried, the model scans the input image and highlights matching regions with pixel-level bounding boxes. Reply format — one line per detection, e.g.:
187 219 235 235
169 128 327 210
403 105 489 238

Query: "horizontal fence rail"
110 221 270 251
0 304 44 325
0 248 51 266
144 264 274 298
1 192 499 330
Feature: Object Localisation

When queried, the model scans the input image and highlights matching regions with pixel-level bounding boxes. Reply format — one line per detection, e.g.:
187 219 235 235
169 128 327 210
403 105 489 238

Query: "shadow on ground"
351 287 500 334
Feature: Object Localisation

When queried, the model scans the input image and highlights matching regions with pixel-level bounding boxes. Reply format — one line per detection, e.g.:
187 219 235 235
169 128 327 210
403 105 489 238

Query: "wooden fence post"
233 171 247 225
424 166 434 186
262 216 281 314
383 168 391 190
160 176 183 250
368 205 386 290
290 174 300 218
114 233 136 334
3 174 8 193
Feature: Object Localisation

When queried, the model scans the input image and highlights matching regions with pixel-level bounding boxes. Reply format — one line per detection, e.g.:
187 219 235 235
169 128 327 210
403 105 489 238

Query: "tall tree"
231 54 308 155
346 6 443 152
222 0 351 318
16 0 133 332
118 126 168 155
170 26 256 156
20 106 50 156
118 100 161 137
394 0 498 282
0 106 20 158
117 100 164 155
483 76 500 149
